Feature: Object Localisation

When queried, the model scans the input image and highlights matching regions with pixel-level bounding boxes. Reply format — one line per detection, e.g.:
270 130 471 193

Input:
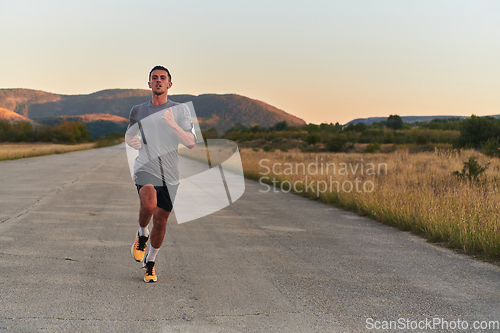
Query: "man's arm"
162 108 195 149
125 107 142 150
125 133 142 149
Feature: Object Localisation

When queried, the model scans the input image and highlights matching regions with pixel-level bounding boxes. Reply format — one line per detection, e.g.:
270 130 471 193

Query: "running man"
125 65 195 282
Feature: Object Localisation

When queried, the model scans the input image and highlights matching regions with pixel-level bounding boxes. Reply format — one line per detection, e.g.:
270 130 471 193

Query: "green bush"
201 128 219 140
416 134 429 145
452 157 489 183
325 134 347 152
365 143 380 153
279 144 289 152
95 132 124 148
482 138 500 157
0 120 93 144
238 132 255 142
305 132 321 145
386 115 404 130
264 132 277 141
271 121 288 131
457 115 500 148
0 121 34 142
37 121 91 144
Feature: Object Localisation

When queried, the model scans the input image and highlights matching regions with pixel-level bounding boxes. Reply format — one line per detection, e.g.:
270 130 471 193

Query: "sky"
0 0 499 124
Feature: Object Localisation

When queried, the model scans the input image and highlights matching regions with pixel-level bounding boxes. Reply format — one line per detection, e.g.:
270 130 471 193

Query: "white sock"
139 226 149 237
147 246 159 262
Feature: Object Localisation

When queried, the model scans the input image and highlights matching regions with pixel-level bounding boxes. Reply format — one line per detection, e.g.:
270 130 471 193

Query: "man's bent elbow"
186 134 195 149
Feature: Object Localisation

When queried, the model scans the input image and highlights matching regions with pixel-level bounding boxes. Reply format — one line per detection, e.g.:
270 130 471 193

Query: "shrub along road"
0 144 499 332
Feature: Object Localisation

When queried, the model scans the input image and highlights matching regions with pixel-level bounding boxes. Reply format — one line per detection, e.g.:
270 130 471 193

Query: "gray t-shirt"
126 100 195 185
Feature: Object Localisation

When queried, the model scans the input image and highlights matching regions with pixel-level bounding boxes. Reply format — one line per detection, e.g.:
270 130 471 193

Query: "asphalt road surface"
0 145 499 332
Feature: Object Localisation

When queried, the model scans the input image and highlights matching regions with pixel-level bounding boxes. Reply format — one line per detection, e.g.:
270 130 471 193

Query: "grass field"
240 148 500 262
0 142 96 161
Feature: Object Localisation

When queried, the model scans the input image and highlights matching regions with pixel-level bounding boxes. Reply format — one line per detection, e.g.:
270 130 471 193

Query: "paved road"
0 145 499 332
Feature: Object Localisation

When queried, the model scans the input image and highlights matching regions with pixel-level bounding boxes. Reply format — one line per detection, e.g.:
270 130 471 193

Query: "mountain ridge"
0 107 34 123
0 88 305 132
346 115 500 126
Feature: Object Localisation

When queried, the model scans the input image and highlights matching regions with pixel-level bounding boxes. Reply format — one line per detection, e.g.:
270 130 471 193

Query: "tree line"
3 114 500 157
212 115 500 156
0 121 91 144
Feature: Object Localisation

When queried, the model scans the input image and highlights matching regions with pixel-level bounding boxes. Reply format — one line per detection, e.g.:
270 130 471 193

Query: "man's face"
148 70 172 96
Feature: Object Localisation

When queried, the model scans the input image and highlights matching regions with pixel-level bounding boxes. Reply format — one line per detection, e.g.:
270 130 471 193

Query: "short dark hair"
149 65 171 81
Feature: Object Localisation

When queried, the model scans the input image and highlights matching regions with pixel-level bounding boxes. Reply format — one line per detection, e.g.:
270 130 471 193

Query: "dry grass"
0 142 96 161
179 140 240 169
240 148 500 261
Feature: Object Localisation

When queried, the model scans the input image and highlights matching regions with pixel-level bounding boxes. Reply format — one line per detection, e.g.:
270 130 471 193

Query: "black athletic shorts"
135 171 179 212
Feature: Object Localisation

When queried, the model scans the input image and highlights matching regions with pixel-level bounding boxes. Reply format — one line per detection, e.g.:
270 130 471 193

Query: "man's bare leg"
138 185 171 261
136 185 172 282
150 207 170 249
139 185 171 247
131 184 156 262
131 185 157 262
139 185 156 228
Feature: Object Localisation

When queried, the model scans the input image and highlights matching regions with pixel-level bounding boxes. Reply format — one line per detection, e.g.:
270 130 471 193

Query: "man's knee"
141 202 156 215
139 186 157 213
152 216 167 231
152 209 170 229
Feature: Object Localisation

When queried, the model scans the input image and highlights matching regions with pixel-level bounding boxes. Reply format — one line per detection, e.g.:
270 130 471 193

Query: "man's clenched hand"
162 107 176 128
128 135 142 150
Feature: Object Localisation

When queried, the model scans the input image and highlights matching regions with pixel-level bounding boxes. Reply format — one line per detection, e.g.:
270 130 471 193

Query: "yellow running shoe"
144 260 157 283
131 232 148 262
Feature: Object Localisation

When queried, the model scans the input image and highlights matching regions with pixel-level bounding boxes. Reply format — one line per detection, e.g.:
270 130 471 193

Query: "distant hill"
346 115 473 125
37 113 129 124
0 88 305 133
35 114 129 139
0 107 34 123
0 89 61 116
171 93 305 132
